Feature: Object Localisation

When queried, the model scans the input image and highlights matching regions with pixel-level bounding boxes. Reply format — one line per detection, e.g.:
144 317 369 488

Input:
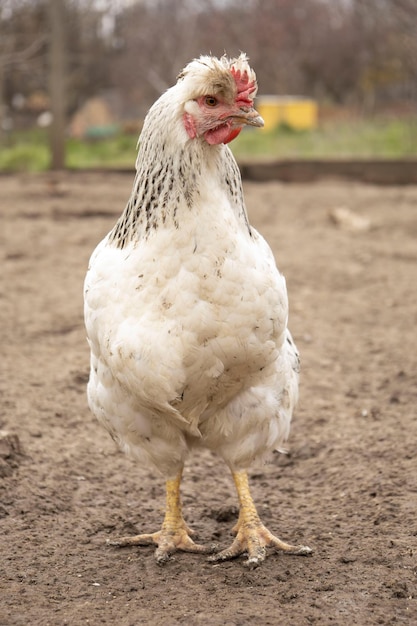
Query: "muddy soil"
1 172 416 625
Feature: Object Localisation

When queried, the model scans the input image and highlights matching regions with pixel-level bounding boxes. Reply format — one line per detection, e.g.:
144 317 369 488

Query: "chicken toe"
108 471 215 564
109 523 212 564
209 470 312 568
209 518 311 568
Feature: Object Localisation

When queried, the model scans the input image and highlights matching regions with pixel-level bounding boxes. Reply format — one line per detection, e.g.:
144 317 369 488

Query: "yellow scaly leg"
209 470 312 568
109 469 214 564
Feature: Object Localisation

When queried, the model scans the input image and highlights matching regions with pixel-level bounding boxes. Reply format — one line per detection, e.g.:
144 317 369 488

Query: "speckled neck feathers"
108 94 249 249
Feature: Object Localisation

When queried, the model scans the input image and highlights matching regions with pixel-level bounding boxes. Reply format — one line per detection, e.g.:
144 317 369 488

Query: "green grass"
0 129 138 172
66 133 138 168
0 129 50 172
232 117 417 160
1 116 416 172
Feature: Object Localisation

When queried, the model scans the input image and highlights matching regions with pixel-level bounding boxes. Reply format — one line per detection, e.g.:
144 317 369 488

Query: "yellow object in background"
256 96 318 131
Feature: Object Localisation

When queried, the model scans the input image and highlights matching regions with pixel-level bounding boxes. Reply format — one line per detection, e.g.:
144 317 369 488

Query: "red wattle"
204 125 242 145
223 128 242 144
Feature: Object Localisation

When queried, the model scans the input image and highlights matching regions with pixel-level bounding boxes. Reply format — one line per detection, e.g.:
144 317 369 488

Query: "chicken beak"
242 108 264 128
230 107 264 128
221 106 265 128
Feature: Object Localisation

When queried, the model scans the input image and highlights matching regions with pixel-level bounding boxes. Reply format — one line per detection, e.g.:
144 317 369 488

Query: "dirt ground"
1 172 416 626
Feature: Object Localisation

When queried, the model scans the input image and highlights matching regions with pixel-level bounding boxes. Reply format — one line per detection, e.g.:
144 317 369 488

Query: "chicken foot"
209 470 312 568
108 470 215 564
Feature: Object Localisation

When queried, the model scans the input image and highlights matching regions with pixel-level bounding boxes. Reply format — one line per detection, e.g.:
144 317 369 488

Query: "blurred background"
1 0 417 170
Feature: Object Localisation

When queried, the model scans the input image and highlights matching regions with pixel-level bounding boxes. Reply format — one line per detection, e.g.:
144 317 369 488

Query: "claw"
208 470 312 567
108 527 213 563
106 471 215 563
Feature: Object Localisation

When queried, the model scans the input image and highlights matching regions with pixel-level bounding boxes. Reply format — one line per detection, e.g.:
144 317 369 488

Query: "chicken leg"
109 469 214 564
209 470 312 568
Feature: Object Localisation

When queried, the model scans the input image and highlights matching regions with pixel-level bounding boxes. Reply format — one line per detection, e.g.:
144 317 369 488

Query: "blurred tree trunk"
0 65 5 145
49 0 66 170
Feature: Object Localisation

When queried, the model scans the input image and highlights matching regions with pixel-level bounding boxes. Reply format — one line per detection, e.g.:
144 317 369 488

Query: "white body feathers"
84 56 299 479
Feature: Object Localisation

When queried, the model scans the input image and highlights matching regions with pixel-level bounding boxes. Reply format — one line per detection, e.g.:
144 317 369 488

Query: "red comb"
231 66 257 105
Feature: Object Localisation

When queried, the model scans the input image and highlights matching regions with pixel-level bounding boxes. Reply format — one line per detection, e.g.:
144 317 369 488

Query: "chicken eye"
205 96 218 107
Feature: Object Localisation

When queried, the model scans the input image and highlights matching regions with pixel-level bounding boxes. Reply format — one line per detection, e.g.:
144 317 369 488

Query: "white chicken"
84 53 311 568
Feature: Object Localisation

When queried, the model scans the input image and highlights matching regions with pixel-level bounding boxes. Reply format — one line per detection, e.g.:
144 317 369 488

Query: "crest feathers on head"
176 53 258 104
